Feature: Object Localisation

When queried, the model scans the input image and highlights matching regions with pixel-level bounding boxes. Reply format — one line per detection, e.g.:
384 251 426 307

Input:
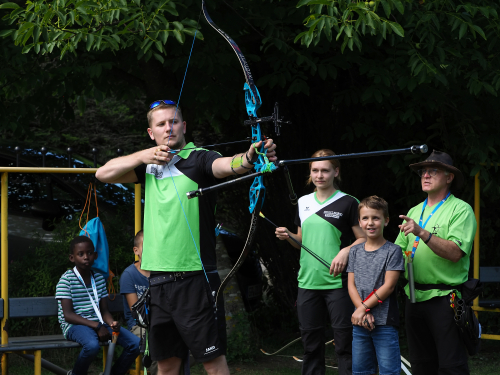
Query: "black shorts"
148 271 226 362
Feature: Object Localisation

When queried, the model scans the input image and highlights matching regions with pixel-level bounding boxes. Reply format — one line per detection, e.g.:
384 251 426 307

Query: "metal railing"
0 167 143 374
472 168 500 341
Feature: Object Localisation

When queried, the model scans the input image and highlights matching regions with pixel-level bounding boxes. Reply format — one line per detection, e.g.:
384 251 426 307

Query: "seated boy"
56 235 140 375
120 230 158 374
120 230 150 333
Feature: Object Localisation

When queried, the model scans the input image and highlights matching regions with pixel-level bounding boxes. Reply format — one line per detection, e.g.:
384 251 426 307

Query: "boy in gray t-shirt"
346 196 405 375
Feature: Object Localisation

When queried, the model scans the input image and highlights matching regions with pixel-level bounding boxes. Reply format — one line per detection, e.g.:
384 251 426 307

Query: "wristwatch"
94 322 103 332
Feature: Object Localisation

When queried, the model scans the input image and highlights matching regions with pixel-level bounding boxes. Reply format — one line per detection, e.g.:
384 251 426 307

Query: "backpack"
79 182 110 280
80 217 110 280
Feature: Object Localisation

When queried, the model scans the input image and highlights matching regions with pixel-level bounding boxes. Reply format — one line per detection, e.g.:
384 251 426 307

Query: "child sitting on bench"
56 235 140 375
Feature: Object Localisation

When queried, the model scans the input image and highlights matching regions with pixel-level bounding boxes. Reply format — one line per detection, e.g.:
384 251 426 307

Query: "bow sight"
244 102 291 138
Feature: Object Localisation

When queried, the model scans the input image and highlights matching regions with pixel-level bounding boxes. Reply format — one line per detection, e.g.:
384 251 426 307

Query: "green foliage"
0 0 202 61
226 311 256 362
295 0 500 96
295 0 406 51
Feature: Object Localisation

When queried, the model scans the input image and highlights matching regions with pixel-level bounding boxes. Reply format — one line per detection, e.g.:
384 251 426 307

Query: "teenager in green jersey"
96 101 277 375
275 149 366 375
395 150 477 375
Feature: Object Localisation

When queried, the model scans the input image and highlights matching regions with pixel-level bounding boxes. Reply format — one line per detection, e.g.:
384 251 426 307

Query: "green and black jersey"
395 194 477 302
135 142 222 272
294 190 359 290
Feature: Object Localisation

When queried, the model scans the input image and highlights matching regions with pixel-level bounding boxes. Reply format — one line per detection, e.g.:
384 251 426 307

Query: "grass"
6 338 500 374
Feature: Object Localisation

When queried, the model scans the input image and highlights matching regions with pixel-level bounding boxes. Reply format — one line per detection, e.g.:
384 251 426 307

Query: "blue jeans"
66 324 140 375
352 325 401 375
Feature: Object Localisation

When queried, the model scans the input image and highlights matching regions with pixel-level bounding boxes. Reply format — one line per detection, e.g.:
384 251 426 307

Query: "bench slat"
8 295 125 318
0 334 109 352
480 267 500 283
10 297 57 318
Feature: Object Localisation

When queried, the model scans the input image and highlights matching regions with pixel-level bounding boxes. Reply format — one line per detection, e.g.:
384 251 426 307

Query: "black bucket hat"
409 150 464 190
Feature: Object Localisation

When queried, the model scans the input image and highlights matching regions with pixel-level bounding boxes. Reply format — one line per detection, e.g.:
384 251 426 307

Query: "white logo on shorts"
205 346 217 355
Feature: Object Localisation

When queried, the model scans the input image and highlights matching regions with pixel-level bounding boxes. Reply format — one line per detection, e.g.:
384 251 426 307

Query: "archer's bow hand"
247 138 278 163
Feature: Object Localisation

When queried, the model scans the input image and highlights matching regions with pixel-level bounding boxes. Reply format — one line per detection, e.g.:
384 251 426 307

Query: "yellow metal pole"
473 172 480 312
103 347 107 372
34 350 41 375
1 173 8 375
135 183 142 235
135 184 142 262
134 184 143 370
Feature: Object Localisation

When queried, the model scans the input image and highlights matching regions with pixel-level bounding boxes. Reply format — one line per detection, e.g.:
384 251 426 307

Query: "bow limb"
201 0 262 116
202 0 267 214
202 0 266 301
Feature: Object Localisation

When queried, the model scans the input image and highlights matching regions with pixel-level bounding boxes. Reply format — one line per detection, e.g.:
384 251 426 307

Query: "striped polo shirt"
55 270 108 338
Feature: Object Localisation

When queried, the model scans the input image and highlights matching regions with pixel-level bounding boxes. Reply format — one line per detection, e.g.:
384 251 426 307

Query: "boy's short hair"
69 236 95 254
134 230 144 248
358 195 389 219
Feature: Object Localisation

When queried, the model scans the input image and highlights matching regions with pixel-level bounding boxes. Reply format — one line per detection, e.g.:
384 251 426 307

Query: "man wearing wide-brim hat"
395 150 477 375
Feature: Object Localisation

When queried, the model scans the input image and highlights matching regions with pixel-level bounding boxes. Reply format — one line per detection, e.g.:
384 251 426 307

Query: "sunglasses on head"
149 100 177 109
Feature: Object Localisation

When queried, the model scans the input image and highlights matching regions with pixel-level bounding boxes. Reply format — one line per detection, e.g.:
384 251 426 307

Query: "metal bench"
0 295 141 375
479 267 500 308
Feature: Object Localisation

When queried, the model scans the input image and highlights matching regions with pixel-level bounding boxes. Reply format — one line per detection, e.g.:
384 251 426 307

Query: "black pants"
405 295 469 375
297 288 353 375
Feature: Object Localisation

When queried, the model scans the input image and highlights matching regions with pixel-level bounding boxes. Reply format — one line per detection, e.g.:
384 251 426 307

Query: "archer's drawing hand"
275 227 290 241
398 215 425 237
147 145 174 165
330 248 349 276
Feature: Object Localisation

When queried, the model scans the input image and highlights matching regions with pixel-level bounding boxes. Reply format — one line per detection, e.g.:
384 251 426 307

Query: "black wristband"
94 322 103 332
245 151 255 165
240 154 253 169
424 233 432 244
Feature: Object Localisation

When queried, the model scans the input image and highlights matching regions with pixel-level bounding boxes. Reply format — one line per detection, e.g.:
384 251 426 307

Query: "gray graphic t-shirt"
347 241 405 326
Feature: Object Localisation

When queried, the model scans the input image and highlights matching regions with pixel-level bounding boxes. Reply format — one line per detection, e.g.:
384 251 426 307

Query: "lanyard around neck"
410 192 451 260
72 267 104 323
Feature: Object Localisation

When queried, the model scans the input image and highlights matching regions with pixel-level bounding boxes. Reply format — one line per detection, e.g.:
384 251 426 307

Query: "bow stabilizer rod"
278 145 428 167
186 145 428 199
